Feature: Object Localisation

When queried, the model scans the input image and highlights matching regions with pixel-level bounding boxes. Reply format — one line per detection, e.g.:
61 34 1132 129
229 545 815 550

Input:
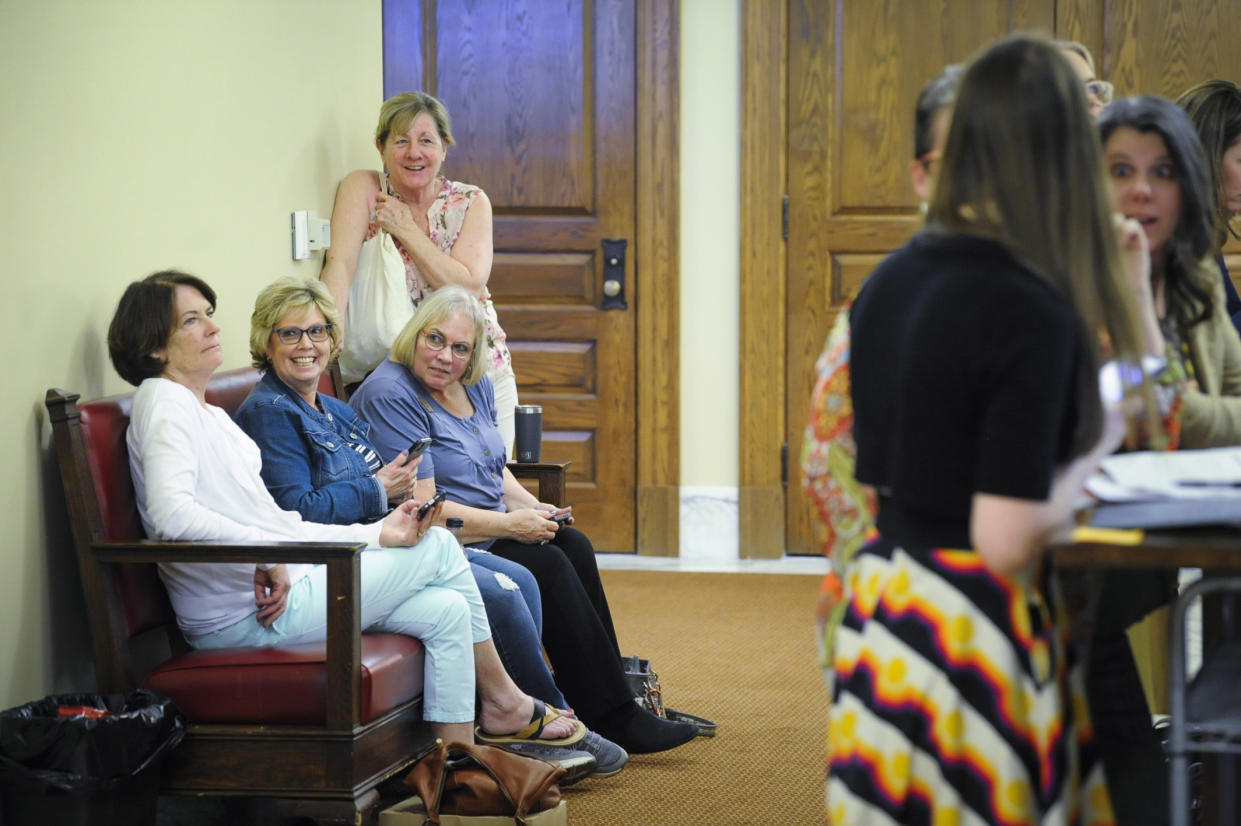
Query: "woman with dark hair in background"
1178 79 1241 334
1101 95 1241 448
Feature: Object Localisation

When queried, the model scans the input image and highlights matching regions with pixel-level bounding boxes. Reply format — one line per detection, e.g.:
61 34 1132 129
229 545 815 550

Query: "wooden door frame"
738 0 787 559
635 0 680 556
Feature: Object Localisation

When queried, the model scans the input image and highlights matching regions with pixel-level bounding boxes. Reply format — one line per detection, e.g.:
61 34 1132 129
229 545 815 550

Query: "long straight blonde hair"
927 33 1149 458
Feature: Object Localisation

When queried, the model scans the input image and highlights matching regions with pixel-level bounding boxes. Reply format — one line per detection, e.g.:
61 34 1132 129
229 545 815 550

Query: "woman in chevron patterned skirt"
828 34 1155 826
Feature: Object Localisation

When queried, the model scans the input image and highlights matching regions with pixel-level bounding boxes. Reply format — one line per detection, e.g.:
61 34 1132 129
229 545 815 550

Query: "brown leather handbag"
403 741 565 825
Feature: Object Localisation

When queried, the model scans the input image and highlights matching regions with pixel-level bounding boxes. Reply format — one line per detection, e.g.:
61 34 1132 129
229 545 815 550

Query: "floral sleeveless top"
365 177 512 375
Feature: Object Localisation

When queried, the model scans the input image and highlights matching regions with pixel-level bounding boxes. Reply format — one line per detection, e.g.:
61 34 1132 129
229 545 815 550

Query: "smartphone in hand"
549 506 572 524
404 438 433 466
416 489 447 520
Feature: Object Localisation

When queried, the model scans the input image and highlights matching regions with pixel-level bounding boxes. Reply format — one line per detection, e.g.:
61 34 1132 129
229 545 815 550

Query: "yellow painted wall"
679 0 740 487
0 0 383 708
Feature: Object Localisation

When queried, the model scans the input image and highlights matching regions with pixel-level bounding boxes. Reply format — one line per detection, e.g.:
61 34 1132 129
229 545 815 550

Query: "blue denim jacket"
233 370 388 524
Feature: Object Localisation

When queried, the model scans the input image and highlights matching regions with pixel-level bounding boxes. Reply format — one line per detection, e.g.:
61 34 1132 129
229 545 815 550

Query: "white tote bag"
339 229 414 383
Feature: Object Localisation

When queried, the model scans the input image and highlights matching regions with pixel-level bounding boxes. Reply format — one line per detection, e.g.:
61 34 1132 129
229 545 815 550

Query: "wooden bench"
45 367 433 826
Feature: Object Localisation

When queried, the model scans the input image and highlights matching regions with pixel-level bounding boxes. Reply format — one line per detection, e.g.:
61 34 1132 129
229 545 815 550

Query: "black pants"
1086 571 1175 826
487 527 633 724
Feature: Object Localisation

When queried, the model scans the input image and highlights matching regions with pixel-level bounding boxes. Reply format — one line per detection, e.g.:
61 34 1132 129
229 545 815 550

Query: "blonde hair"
375 91 455 148
249 276 342 369
389 287 489 385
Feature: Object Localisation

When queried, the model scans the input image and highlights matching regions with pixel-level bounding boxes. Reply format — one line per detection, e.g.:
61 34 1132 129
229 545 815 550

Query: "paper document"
1087 448 1241 503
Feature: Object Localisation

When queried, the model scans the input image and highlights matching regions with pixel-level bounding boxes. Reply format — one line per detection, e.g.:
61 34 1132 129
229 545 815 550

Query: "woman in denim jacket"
234 276 626 774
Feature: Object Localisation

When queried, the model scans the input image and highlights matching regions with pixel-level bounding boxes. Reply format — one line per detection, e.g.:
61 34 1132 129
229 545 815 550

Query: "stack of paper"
1085 448 1241 529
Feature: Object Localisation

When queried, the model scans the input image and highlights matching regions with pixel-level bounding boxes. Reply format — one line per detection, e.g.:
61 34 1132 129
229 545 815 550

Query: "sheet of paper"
1096 448 1241 496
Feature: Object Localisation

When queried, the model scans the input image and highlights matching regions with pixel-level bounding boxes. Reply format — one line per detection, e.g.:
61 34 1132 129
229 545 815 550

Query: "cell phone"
549 506 572 524
416 489 447 520
404 438 433 465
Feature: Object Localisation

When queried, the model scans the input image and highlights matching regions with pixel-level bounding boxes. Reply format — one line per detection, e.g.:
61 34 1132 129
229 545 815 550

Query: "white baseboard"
679 486 739 562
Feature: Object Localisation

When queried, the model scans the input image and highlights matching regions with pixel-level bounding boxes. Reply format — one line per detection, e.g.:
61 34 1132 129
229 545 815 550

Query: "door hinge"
782 195 789 240
781 443 789 486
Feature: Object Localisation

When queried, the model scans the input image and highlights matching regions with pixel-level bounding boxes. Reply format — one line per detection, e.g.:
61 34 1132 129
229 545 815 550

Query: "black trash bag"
0 689 185 826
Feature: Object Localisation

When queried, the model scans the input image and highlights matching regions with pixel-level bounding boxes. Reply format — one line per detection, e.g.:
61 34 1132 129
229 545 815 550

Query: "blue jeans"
187 527 488 724
467 549 567 709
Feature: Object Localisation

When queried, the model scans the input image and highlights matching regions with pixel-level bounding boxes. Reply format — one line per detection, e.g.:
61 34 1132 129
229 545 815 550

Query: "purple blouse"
348 359 508 514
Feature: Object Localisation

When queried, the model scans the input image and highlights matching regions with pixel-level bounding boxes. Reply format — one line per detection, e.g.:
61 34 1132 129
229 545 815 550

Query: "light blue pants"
188 527 489 723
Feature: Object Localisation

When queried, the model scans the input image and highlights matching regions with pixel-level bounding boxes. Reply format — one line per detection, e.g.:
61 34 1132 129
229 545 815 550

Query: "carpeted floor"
560 570 828 826
153 569 829 825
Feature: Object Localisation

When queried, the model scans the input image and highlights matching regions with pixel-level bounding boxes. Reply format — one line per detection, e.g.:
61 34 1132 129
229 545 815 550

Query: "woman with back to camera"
1101 95 1241 448
829 35 1151 824
1178 80 1241 334
107 270 584 751
233 275 626 775
348 287 701 754
320 91 520 449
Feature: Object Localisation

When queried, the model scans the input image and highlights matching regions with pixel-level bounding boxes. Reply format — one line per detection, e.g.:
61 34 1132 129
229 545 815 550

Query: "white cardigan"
127 378 383 635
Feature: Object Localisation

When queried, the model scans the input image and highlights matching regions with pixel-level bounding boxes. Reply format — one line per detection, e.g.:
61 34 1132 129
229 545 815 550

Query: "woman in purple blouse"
349 287 699 755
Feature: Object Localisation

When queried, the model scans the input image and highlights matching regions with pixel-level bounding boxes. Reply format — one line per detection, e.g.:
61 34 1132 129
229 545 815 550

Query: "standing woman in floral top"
322 92 519 449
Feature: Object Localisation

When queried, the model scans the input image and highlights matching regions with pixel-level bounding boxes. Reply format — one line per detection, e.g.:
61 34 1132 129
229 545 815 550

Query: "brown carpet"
562 570 828 825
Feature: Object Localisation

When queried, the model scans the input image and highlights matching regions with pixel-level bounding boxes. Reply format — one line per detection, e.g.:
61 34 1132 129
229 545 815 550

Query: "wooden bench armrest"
507 461 571 507
91 540 365 565
91 540 366 729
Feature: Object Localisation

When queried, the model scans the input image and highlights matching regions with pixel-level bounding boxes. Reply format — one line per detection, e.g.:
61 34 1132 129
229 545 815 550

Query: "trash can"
0 689 185 826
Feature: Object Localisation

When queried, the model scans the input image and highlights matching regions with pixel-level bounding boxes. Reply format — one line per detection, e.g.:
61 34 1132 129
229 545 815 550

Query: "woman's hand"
537 502 573 527
254 564 292 628
379 496 445 547
374 192 425 239
504 507 558 544
1114 213 1166 355
376 453 420 503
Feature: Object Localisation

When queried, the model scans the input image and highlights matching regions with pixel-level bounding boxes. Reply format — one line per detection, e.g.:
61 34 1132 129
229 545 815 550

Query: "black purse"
621 655 716 737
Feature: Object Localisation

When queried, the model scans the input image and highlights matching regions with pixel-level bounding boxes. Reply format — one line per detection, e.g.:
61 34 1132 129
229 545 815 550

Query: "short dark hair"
1177 79 1241 248
108 270 217 386
913 64 964 160
1099 96 1215 329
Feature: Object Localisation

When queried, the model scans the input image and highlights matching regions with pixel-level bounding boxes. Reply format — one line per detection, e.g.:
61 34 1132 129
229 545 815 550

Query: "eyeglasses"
1085 80 1114 106
273 323 334 345
421 330 473 360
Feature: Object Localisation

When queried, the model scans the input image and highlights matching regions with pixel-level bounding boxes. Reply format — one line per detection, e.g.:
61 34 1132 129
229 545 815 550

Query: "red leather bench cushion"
142 633 425 725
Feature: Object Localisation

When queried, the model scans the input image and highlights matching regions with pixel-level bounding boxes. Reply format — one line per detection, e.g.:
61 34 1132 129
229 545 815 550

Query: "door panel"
383 0 637 550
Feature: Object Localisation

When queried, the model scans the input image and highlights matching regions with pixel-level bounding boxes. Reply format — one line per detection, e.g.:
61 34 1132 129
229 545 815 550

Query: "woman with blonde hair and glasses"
830 34 1151 824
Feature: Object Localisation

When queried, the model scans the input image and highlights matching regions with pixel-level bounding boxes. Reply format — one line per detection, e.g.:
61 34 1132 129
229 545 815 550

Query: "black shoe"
593 705 698 754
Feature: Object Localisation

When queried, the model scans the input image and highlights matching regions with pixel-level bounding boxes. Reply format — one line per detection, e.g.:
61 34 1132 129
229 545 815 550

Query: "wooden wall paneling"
635 0 680 556
738 0 788 559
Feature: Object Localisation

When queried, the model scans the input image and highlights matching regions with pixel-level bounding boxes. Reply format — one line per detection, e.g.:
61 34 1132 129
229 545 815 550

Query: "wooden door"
383 0 638 550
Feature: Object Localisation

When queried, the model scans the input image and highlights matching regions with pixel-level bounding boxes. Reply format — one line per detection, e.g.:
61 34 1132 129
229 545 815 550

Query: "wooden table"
1052 526 1241 571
